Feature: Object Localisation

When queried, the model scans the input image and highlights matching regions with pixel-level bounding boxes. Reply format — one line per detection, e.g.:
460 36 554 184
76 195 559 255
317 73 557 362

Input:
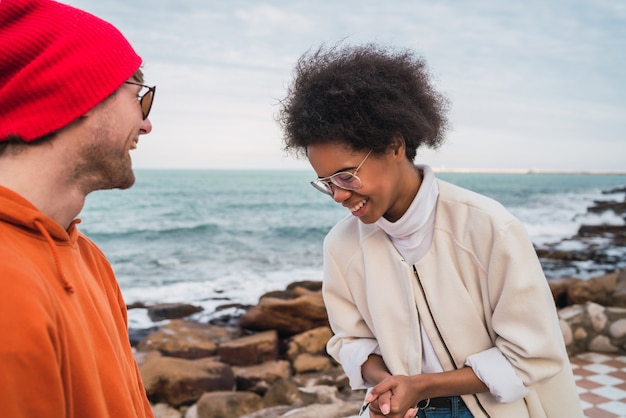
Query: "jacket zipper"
413 265 491 418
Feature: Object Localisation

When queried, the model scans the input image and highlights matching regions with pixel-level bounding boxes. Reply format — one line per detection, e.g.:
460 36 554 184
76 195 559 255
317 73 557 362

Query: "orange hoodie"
0 186 154 418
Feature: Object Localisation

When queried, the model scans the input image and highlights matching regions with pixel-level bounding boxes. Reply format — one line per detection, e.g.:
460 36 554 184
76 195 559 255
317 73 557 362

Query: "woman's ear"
390 134 406 158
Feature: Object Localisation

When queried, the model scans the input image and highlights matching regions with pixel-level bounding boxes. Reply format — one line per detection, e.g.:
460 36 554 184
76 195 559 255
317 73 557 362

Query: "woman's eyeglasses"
125 81 156 120
311 149 373 196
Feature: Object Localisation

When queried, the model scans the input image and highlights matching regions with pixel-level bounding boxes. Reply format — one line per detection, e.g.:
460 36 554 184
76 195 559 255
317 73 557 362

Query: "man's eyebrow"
131 69 145 83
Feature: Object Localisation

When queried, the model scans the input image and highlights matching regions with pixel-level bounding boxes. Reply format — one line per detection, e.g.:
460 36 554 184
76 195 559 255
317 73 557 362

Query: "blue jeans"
415 396 474 418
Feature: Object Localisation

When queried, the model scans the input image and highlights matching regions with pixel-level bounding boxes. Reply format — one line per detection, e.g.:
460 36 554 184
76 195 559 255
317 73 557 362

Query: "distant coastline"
431 168 626 175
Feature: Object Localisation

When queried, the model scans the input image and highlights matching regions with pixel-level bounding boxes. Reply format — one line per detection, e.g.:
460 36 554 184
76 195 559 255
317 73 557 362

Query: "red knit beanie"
0 0 142 142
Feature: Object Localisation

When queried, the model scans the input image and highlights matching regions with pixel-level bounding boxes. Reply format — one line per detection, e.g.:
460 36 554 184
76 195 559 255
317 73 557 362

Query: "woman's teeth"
350 198 367 212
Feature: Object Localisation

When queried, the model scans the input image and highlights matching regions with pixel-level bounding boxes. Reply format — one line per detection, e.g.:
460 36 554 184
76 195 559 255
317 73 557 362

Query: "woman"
278 44 582 418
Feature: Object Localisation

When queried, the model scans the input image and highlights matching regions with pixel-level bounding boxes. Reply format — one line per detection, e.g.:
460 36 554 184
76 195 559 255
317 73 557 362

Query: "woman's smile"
347 197 368 216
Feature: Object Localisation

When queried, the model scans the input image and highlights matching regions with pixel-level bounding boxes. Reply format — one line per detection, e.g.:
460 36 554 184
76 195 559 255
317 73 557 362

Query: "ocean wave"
85 222 220 240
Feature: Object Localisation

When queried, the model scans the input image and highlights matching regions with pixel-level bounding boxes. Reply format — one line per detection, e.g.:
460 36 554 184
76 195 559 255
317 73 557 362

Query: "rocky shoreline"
130 185 626 418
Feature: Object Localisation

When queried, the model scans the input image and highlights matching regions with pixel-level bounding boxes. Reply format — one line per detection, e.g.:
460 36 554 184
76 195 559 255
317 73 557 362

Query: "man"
0 0 156 416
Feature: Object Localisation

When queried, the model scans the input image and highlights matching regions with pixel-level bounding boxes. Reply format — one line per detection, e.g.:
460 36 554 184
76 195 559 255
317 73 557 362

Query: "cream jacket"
323 180 583 417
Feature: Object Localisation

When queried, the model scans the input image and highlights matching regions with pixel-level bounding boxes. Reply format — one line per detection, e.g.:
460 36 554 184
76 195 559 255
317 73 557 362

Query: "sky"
66 0 625 172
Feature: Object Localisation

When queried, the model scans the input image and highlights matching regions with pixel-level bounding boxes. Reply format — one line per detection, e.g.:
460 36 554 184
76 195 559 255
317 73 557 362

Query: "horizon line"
133 166 626 175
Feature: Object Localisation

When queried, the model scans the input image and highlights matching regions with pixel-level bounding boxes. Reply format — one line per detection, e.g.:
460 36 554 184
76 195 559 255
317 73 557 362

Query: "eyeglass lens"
125 81 155 120
330 172 360 189
312 172 361 196
140 89 154 120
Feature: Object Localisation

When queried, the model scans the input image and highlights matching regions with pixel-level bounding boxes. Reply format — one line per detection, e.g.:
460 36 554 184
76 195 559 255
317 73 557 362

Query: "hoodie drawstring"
34 220 74 294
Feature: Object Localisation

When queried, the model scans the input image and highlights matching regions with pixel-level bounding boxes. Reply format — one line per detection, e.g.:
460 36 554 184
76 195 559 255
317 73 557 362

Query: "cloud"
66 0 625 171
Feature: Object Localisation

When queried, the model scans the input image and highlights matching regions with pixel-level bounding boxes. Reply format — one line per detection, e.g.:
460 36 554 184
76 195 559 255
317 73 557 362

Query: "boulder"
218 330 278 366
138 351 234 406
286 326 333 360
548 277 582 308
137 319 231 359
262 378 302 407
148 303 204 321
195 391 264 418
239 287 329 335
152 403 183 418
232 360 292 394
292 353 334 374
568 270 626 308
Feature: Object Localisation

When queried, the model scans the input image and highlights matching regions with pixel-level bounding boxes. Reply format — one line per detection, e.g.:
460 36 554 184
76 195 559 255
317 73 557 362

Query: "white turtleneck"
376 165 443 374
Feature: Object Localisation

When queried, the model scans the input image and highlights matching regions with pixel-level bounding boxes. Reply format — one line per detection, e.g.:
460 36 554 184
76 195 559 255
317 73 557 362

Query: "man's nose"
140 117 152 135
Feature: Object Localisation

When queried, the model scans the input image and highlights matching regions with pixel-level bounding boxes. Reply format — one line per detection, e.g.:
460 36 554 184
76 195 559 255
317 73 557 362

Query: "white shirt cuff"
465 347 529 403
338 339 381 390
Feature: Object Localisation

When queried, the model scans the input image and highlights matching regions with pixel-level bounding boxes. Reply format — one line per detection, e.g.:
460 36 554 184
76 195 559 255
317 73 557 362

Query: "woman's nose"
331 186 352 203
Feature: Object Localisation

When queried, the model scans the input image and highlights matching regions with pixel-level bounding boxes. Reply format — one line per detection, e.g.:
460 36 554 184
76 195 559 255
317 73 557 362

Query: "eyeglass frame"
125 81 156 120
310 149 373 196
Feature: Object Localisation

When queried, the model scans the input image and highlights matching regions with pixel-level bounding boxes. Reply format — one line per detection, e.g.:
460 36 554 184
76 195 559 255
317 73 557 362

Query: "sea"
80 169 626 331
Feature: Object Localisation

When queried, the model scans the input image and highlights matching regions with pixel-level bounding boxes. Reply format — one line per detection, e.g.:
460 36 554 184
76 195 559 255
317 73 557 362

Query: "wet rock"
148 303 204 321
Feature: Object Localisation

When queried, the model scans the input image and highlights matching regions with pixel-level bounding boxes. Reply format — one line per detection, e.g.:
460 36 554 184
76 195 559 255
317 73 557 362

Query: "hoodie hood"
0 185 76 293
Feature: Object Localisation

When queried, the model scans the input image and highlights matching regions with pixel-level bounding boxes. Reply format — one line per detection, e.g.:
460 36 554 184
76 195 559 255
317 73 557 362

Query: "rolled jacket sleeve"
465 347 529 403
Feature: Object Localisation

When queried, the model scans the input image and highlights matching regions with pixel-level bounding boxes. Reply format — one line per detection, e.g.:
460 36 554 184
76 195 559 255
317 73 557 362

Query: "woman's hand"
364 374 420 417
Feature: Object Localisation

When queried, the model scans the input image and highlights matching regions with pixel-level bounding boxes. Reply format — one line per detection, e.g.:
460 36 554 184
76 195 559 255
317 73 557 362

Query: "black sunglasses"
125 81 156 120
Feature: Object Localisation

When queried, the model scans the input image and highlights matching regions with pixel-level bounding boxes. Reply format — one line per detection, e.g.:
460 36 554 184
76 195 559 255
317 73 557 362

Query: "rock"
232 360 292 394
286 326 333 359
548 277 582 308
559 319 573 346
238 405 298 418
558 302 626 356
137 319 231 359
609 318 626 339
184 405 197 418
195 391 264 418
134 272 626 417
299 385 342 405
292 353 334 374
148 303 204 321
129 325 159 347
261 281 323 300
567 271 620 307
588 302 608 332
238 287 329 336
535 188 626 278
588 335 619 353
138 351 234 406
152 402 183 418
218 330 279 366
263 378 302 407
587 200 626 215
612 270 626 307
577 225 626 245
267 400 362 418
